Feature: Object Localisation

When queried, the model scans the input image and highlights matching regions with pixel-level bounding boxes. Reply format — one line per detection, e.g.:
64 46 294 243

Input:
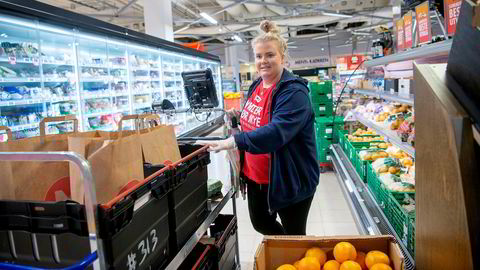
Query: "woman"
200 20 319 235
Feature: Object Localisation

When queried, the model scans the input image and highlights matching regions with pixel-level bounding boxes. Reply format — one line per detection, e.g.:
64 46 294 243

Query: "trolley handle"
0 251 97 270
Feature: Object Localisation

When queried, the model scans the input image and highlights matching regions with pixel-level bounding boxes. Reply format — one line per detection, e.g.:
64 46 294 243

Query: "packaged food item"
359 149 388 161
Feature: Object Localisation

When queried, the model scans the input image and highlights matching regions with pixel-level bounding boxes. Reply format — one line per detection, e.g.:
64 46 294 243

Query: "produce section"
0 14 222 138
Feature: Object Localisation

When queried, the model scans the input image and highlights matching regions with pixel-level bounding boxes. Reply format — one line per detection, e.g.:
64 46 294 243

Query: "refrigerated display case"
0 1 222 138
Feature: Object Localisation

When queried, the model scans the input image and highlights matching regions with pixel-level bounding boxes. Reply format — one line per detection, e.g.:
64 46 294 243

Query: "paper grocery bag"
139 125 181 164
68 131 144 204
0 117 78 201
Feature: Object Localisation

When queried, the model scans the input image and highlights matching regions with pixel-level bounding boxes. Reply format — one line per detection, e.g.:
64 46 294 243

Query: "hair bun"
260 20 279 34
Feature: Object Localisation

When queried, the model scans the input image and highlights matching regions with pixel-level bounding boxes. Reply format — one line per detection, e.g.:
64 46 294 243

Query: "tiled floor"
219 172 359 270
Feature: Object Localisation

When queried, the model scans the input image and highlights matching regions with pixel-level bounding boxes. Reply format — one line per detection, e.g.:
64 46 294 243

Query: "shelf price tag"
33 58 39 66
415 1 432 45
8 56 16 65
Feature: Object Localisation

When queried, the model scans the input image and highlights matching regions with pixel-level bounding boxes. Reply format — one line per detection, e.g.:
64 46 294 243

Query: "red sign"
444 0 462 36
396 18 405 51
404 12 413 48
416 1 432 44
346 55 366 70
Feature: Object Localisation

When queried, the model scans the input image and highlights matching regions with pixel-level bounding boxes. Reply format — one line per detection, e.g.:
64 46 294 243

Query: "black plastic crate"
210 214 237 270
0 163 172 270
169 144 210 253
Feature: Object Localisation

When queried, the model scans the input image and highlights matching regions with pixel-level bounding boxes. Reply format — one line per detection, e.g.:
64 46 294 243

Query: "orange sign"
415 1 432 44
444 0 463 36
396 18 405 51
404 11 413 48
182 42 205 52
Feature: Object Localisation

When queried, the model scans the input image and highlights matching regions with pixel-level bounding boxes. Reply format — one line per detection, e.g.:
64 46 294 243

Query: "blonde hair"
252 20 288 59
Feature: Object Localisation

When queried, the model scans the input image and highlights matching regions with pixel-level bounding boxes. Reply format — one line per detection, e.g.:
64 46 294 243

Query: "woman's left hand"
196 137 236 152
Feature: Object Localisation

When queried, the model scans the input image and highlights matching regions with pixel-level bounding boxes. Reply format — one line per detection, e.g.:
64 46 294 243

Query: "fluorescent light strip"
200 12 218 25
174 25 190 34
336 44 352 48
233 35 242 42
352 31 371 36
322 12 353 18
312 33 336 40
289 46 298 49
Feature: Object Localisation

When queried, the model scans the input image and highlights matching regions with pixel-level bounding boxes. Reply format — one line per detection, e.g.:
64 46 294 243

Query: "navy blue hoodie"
234 69 320 211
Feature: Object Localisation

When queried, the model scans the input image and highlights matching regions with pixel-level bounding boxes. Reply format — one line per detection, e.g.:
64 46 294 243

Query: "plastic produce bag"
372 157 401 174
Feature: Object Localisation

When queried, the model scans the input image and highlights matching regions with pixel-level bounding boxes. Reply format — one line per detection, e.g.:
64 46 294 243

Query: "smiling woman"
198 20 319 236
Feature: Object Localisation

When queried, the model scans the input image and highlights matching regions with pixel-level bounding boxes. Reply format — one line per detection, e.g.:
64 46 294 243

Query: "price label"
8 102 14 106
0 78 4 82
28 100 34 104
8 56 16 65
326 128 332 134
28 78 35 82
24 58 30 62
33 58 39 66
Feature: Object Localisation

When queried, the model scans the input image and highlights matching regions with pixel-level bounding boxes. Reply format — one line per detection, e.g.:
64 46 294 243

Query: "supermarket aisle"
220 171 359 270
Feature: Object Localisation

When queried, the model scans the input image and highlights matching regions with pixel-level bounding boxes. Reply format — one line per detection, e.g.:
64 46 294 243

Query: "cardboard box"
254 235 404 270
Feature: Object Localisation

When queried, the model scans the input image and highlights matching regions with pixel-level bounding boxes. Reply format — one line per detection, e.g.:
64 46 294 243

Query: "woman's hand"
196 137 236 152
226 108 240 119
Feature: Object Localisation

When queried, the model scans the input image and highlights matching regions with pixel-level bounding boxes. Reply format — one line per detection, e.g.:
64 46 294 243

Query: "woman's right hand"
226 108 240 119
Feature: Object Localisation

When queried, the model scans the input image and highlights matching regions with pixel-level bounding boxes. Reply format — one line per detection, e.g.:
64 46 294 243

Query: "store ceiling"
37 0 395 46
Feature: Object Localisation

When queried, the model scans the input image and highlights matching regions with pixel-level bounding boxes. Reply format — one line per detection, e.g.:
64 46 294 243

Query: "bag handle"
39 116 79 137
138 113 161 130
0 126 13 141
117 114 140 131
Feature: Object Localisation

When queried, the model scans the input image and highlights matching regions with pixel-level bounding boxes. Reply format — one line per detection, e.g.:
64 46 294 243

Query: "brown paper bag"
117 114 181 164
68 131 144 204
139 125 181 164
0 116 78 201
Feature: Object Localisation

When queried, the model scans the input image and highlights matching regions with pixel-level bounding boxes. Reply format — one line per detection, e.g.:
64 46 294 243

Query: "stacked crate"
309 81 342 164
315 116 344 163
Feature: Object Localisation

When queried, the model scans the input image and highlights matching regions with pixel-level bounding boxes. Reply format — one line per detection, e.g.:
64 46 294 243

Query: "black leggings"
247 179 314 235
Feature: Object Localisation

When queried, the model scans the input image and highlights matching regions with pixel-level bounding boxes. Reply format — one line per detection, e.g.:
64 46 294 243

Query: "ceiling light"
200 12 218 25
218 28 223 32
352 31 371 36
322 12 353 18
321 48 325 51
287 41 296 45
289 46 298 49
233 35 242 42
336 44 352 48
312 33 336 40
174 25 190 34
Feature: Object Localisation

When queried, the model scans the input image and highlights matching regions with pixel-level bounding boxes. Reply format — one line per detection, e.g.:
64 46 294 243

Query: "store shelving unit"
353 112 415 156
364 39 452 68
330 144 415 270
353 89 414 105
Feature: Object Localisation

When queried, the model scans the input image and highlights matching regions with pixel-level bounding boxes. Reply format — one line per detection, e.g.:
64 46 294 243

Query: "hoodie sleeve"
234 84 311 154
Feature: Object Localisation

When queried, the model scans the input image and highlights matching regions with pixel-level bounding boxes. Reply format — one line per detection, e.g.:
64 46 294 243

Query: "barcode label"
326 128 332 134
319 106 326 111
8 56 16 65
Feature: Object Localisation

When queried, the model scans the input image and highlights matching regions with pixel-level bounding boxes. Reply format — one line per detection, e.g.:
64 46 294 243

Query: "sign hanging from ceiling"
286 56 331 68
415 1 432 44
396 18 405 51
444 0 462 36
403 11 413 49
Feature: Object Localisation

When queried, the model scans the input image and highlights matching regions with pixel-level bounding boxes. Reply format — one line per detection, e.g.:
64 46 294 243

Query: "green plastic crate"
387 192 415 255
336 129 348 146
310 92 333 103
408 219 415 256
366 163 390 214
317 137 333 149
312 102 333 116
316 145 331 163
308 81 333 95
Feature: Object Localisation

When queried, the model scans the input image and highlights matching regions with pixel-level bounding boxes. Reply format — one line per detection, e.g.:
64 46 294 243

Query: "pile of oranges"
276 242 392 270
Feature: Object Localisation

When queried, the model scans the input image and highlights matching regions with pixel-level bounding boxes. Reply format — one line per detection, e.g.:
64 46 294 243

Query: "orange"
355 252 367 270
297 256 321 270
365 251 390 269
294 260 301 269
276 264 297 270
305 247 327 266
323 260 340 270
370 263 392 270
339 261 362 270
333 242 357 263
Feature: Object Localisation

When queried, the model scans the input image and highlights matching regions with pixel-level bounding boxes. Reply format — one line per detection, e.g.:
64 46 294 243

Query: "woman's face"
254 40 284 81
